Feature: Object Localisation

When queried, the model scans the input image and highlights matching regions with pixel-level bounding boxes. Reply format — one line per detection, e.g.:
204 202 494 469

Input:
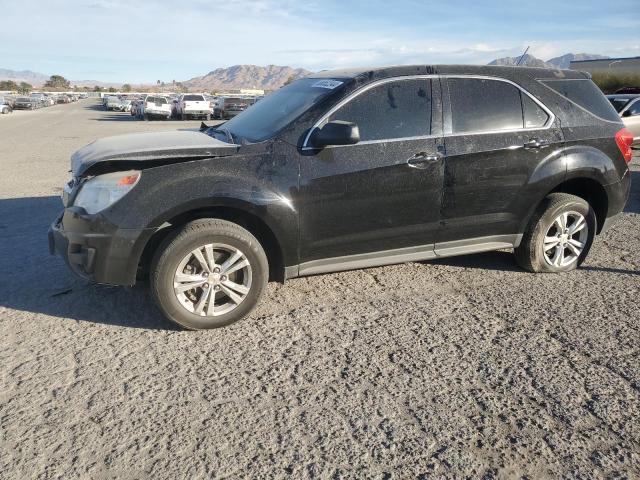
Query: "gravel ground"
1 100 639 479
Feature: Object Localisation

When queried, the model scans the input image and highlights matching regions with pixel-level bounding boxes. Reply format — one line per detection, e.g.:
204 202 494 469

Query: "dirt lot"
1 100 639 479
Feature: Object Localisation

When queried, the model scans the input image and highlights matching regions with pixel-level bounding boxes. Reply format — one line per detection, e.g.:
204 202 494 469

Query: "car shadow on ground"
425 250 521 272
0 196 178 330
426 250 639 276
3 166 637 330
84 103 109 111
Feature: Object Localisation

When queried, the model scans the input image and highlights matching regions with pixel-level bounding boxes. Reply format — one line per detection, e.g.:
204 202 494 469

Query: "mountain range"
182 64 312 91
0 69 122 88
0 53 612 91
0 68 49 85
488 52 609 69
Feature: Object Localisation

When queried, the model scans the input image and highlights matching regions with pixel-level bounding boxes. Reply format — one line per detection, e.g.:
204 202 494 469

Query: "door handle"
523 138 550 149
407 152 441 169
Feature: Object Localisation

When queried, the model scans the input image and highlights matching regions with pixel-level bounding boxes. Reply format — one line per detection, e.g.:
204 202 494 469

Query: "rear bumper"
49 208 156 286
182 110 209 116
145 109 171 117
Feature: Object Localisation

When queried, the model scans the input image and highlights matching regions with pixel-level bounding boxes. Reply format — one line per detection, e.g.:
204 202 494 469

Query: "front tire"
515 193 596 273
150 219 268 329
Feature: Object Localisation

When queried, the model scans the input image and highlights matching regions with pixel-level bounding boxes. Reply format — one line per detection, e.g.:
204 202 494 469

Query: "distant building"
570 57 640 75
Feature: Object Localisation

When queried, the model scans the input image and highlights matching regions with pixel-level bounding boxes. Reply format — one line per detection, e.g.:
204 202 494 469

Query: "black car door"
296 77 445 273
437 76 563 252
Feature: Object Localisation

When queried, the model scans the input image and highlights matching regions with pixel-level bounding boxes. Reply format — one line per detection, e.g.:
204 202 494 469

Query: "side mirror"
312 121 360 148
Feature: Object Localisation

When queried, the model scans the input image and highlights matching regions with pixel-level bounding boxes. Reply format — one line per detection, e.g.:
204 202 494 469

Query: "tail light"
615 128 634 164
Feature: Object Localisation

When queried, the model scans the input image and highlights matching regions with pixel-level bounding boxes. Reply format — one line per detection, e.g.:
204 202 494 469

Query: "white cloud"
0 0 638 82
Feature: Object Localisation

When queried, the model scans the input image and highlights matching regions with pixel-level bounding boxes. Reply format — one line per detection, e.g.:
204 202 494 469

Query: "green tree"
108 87 117 93
18 82 32 94
44 75 71 89
122 84 132 92
93 85 103 92
283 75 297 86
0 80 19 91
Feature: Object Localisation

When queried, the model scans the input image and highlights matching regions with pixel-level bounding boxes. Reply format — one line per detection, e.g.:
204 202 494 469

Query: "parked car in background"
171 98 180 118
105 96 122 110
49 65 632 329
130 99 143 117
14 97 37 110
140 95 172 120
118 99 132 112
29 93 47 108
213 97 252 119
2 96 15 109
57 95 71 104
176 93 210 120
0 96 12 114
615 87 640 95
223 103 247 119
607 94 640 142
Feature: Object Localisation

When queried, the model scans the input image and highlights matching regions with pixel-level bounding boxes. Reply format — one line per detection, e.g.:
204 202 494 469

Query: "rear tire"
150 219 269 329
514 193 596 273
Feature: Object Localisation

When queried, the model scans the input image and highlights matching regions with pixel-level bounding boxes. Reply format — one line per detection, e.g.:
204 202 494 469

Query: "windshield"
608 97 631 113
218 77 346 143
183 95 204 101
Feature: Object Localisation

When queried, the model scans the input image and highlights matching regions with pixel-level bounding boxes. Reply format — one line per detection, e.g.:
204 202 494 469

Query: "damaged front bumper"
49 208 156 286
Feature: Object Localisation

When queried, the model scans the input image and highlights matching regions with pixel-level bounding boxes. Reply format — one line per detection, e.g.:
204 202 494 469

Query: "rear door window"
448 78 524 133
329 78 432 141
183 95 205 101
540 79 620 122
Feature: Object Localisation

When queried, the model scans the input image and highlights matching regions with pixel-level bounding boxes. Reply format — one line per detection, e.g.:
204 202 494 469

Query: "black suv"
49 65 633 329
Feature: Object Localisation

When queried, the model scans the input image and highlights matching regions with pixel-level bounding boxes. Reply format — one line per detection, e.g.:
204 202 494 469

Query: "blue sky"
1 0 639 83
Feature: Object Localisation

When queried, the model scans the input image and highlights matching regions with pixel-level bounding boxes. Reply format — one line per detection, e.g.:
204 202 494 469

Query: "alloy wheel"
173 243 252 317
543 211 589 268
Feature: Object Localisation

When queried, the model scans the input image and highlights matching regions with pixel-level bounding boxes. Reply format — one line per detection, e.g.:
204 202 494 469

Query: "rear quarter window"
540 79 620 122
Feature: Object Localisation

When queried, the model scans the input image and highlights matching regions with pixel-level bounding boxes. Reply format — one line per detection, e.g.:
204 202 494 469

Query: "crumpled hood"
71 130 238 176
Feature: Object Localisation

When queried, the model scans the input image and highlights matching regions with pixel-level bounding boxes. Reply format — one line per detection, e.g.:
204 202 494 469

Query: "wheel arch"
520 176 609 235
137 200 292 283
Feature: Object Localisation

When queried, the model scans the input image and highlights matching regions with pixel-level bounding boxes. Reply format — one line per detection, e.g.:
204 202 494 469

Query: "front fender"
103 155 299 267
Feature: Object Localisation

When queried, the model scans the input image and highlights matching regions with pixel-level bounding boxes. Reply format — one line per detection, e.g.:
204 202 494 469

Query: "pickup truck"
140 95 172 120
176 94 210 120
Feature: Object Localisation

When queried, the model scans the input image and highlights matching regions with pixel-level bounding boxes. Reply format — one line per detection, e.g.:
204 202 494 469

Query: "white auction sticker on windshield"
311 79 343 89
